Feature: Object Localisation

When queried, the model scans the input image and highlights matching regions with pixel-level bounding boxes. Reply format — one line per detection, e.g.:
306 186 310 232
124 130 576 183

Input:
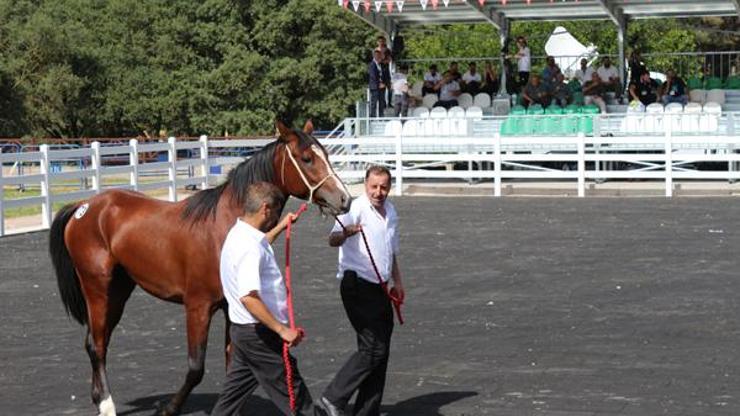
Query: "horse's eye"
301 155 312 164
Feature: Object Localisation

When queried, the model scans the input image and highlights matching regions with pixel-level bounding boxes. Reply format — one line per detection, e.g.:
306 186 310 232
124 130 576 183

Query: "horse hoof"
154 402 179 416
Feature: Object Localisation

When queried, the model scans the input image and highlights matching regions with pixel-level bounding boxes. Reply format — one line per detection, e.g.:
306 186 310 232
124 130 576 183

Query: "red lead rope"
333 216 404 325
283 203 308 414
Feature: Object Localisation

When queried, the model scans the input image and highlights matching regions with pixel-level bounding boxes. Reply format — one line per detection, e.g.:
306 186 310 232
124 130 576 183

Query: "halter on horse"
49 120 351 416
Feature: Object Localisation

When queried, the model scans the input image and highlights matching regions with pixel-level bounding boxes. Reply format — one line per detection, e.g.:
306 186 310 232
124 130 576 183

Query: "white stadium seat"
448 106 466 118
465 106 483 119
401 119 420 137
689 89 706 104
458 93 474 109
701 102 722 132
705 89 726 106
473 93 491 109
448 106 467 136
664 102 683 132
411 107 429 118
644 103 664 133
681 102 702 133
383 120 402 136
422 94 438 109
430 107 447 118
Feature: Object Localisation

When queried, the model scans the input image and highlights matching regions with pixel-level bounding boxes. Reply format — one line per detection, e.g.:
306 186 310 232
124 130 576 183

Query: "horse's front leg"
159 302 214 416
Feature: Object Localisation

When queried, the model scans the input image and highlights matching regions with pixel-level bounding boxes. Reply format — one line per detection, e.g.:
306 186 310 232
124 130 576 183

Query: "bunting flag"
352 0 361 11
419 0 428 10
337 0 343 6
431 0 438 9
374 1 383 12
442 0 450 6
385 0 393 12
396 0 404 12
363 0 371 12
343 0 350 8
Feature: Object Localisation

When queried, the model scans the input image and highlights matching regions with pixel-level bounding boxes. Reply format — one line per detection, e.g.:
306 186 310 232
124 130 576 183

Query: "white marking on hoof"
98 395 116 416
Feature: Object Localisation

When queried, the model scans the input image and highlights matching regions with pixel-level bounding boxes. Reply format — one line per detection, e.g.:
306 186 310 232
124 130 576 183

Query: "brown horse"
48 120 351 416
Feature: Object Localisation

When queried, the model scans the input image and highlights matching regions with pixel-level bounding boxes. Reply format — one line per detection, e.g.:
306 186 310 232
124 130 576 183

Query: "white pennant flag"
337 0 343 5
352 0 361 11
442 0 450 6
419 0 428 10
395 0 404 12
374 1 382 11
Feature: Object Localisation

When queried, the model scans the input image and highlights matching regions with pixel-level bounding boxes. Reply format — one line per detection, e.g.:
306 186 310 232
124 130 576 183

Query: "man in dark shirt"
661 69 688 105
521 74 550 108
368 50 386 117
629 71 658 106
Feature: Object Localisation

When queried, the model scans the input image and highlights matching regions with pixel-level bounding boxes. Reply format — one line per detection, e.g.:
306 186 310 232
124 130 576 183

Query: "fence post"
129 139 139 191
40 144 53 228
728 113 736 180
168 137 177 202
577 134 585 197
91 141 102 194
200 135 209 190
665 130 673 197
0 157 5 237
395 131 403 196
494 133 502 197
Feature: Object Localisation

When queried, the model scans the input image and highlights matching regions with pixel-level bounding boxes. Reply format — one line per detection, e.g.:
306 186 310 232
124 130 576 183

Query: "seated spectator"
391 64 410 117
596 57 623 103
629 70 659 107
483 62 500 95
461 62 482 95
423 64 442 96
661 69 688 106
433 71 461 109
522 74 550 108
447 61 461 81
574 58 594 86
550 73 571 107
541 56 562 88
583 72 607 113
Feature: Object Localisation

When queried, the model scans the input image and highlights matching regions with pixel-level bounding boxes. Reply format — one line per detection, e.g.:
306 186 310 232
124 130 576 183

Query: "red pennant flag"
343 0 350 8
386 0 393 12
363 0 371 12
431 0 438 9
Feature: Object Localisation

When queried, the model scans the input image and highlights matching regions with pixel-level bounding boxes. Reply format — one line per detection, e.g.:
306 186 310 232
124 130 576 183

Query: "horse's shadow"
120 390 478 415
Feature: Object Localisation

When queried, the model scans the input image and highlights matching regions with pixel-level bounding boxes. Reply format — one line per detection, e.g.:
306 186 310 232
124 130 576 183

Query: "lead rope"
283 202 308 414
333 216 404 325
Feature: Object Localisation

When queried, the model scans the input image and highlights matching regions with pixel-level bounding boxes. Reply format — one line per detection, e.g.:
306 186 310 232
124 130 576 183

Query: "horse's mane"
181 131 318 223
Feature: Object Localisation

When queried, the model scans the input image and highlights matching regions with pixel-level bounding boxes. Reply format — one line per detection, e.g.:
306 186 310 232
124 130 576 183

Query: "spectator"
391 64 410 117
375 36 392 61
550 73 571 107
433 71 461 109
381 49 392 109
661 69 688 105
423 64 442 96
629 70 659 107
511 36 531 92
574 58 594 86
541 56 562 87
483 62 500 96
521 74 550 108
368 50 386 117
596 57 623 103
583 72 607 113
628 51 647 85
461 62 482 95
448 61 461 81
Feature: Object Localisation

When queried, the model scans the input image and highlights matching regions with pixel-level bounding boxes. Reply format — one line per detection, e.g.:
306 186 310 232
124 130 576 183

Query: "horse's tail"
49 203 87 325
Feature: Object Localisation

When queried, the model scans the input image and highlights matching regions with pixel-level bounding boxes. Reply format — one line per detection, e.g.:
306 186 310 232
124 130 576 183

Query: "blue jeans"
662 94 687 106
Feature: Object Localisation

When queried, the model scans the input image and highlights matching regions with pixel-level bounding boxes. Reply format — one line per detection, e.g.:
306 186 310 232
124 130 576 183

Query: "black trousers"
323 271 394 416
211 323 315 416
369 89 386 118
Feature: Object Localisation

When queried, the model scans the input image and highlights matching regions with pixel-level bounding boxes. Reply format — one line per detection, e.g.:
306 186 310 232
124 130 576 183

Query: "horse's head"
276 120 352 215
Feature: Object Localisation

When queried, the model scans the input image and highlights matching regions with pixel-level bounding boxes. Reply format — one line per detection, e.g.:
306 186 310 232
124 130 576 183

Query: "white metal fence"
3 131 740 236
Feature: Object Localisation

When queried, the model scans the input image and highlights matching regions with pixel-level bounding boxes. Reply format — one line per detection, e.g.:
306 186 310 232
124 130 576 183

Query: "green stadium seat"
500 117 518 136
511 105 526 115
705 77 723 90
562 115 579 134
564 104 581 114
687 76 703 90
581 105 600 114
541 116 561 135
545 106 564 115
578 115 594 135
527 104 544 115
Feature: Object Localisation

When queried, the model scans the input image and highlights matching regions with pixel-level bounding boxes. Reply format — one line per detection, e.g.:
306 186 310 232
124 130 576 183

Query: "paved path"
1 197 738 415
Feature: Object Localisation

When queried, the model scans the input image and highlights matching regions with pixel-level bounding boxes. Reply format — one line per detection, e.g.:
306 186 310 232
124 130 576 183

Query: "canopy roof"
343 0 739 33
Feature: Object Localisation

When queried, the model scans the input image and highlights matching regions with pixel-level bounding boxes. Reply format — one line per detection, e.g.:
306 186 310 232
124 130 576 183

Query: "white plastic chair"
448 106 466 118
689 89 706 104
430 107 447 118
644 103 664 133
411 107 429 118
473 93 491 109
705 89 726 106
465 106 483 119
664 102 683 132
448 106 467 136
422 94 438 109
621 100 645 133
458 93 474 109
701 102 722 132
681 102 702 133
401 119 420 137
383 120 402 137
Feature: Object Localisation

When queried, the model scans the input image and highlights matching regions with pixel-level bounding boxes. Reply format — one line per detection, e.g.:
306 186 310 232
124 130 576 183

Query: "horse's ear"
303 119 314 135
275 120 295 143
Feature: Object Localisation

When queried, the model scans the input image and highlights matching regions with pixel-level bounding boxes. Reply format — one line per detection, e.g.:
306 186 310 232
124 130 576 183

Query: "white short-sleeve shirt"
439 80 461 101
391 73 408 96
575 67 594 85
462 71 482 83
220 219 287 325
331 194 399 283
597 65 619 82
518 47 531 72
424 71 442 84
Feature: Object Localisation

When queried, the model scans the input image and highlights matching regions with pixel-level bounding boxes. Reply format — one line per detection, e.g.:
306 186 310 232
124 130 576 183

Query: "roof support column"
499 17 510 97
618 18 626 91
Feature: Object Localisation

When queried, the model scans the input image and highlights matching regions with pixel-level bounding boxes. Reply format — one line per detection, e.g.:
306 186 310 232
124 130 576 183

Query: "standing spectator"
423 64 442 96
596 57 623 103
541 56 562 88
374 36 391 62
510 36 531 92
381 49 393 110
521 74 550 108
368 50 386 118
433 71 461 109
628 51 647 85
661 69 688 105
574 58 594 86
461 62 482 95
483 62 500 96
550 73 571 107
391 64 410 117
629 70 659 107
583 72 607 113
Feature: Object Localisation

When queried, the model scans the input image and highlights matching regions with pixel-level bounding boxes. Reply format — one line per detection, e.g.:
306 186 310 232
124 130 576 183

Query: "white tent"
544 26 598 79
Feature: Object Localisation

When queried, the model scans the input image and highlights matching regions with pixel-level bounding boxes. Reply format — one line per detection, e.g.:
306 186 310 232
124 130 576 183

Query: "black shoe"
317 396 345 416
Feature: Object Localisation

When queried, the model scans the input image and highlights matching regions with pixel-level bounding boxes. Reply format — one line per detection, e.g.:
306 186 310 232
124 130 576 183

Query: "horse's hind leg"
159 302 215 416
81 266 136 416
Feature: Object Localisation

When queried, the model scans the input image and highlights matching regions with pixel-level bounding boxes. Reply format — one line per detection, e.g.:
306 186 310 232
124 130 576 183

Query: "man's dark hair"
365 165 392 181
243 182 285 215
399 63 409 71
430 64 437 70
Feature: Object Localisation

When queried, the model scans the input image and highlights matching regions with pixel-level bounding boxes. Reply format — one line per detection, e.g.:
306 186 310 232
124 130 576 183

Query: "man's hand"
343 223 362 238
279 326 304 347
390 282 405 303
277 212 298 231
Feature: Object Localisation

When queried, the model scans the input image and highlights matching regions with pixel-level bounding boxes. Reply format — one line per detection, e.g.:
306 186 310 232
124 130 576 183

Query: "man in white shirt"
596 56 623 102
318 166 405 416
574 58 594 86
391 64 410 117
211 182 317 416
422 64 442 96
433 71 461 110
461 62 482 95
